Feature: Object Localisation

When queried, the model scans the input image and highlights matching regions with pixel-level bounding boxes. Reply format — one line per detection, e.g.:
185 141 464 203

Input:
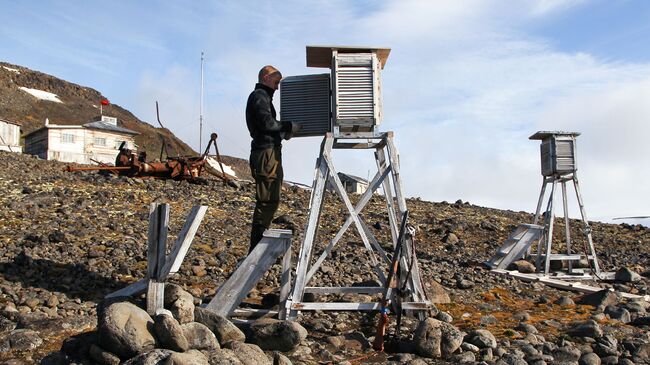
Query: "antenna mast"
199 51 204 152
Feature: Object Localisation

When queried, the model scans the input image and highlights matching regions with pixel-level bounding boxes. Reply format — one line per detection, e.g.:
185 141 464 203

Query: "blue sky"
2 0 649 224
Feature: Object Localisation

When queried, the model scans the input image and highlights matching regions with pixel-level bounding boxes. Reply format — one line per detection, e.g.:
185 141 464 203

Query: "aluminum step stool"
485 224 544 270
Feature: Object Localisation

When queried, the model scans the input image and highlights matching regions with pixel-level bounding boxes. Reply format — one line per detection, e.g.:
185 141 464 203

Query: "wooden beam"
159 205 208 279
206 230 292 316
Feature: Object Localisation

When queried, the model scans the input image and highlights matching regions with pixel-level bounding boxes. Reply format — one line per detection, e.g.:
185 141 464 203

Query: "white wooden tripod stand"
284 131 430 320
532 171 600 277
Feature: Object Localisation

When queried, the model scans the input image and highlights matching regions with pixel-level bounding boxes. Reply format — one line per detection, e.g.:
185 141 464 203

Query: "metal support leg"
543 180 557 275
573 175 600 273
561 181 573 272
287 138 331 320
533 179 548 225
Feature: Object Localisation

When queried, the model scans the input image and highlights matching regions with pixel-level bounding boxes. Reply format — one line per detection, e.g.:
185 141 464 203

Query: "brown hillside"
0 61 195 158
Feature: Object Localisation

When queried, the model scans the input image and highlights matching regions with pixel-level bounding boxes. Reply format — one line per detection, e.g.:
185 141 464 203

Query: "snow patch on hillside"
19 87 63 103
2 66 20 74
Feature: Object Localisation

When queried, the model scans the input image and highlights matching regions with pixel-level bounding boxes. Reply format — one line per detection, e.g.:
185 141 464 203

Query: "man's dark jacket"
246 83 292 150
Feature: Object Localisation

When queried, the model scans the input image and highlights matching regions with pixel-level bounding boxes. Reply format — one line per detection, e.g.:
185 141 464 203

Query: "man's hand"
291 122 302 134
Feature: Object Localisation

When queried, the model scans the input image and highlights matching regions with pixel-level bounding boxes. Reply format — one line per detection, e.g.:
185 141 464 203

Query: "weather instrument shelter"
280 46 430 321
487 131 600 278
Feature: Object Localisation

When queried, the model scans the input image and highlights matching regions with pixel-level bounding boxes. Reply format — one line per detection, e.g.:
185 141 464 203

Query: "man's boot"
248 224 266 254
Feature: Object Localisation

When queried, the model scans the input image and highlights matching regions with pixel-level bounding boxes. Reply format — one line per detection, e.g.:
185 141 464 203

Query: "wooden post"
105 205 207 302
146 203 169 315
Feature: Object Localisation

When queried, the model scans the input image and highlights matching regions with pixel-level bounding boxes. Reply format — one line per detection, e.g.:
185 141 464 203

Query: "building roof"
0 118 22 126
529 131 580 140
83 121 139 135
306 45 391 69
338 172 368 184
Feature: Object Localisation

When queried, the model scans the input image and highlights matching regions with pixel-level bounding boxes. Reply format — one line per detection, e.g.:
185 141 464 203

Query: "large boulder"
465 329 497 349
577 289 621 309
567 319 603 339
205 348 243 365
153 313 189 352
163 349 209 365
181 322 219 351
248 318 307 352
615 267 642 283
164 284 195 324
225 341 272 365
423 279 451 304
194 307 245 344
122 349 172 365
413 318 464 358
98 301 158 359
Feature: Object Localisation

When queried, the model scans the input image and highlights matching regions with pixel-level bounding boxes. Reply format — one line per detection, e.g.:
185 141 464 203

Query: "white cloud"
123 0 648 223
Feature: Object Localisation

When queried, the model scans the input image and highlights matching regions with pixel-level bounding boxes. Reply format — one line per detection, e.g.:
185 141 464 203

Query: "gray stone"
593 335 617 357
615 267 642 283
632 316 650 326
567 320 603 339
181 322 219 351
206 348 243 365
553 345 582 363
194 307 245 344
604 306 630 323
515 322 538 334
510 260 536 273
413 318 464 358
226 341 272 365
123 349 172 365
423 279 451 304
164 284 195 324
599 355 618 365
163 349 210 365
3 328 43 351
579 352 601 365
449 351 476 363
98 301 157 359
577 290 621 309
461 342 480 352
466 329 497 349
89 344 121 365
513 311 531 322
272 351 293 365
633 343 650 362
249 318 307 352
154 313 189 352
554 295 575 307
435 311 454 323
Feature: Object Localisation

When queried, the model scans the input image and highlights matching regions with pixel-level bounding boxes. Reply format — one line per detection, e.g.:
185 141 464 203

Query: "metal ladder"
485 224 544 270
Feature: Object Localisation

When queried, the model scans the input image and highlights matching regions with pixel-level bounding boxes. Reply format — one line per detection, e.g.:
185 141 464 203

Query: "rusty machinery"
65 102 236 186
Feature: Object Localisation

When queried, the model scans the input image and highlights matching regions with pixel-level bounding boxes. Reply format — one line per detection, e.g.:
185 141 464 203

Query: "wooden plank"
147 203 169 280
146 279 165 315
278 237 292 320
105 278 147 299
304 286 383 294
206 230 291 316
232 308 279 318
492 269 650 302
291 302 382 311
159 205 208 279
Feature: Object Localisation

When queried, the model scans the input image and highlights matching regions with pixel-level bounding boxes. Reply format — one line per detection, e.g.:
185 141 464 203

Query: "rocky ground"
0 150 649 364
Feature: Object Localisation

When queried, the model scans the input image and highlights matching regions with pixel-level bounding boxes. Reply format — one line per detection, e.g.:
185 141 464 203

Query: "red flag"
101 99 110 105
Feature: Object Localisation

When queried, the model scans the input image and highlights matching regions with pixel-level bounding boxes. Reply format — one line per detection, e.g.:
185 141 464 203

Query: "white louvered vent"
334 53 380 129
280 74 331 137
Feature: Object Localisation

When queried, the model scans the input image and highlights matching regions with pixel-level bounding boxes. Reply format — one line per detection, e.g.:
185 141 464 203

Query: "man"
245 65 300 253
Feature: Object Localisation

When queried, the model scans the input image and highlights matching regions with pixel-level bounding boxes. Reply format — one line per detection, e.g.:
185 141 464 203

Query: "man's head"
258 65 282 90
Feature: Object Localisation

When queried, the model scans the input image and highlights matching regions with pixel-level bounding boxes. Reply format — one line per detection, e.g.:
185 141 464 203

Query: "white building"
332 172 369 195
24 116 138 164
0 118 22 153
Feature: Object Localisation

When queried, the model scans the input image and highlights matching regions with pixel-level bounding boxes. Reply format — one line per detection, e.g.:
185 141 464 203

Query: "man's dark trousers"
249 146 283 253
